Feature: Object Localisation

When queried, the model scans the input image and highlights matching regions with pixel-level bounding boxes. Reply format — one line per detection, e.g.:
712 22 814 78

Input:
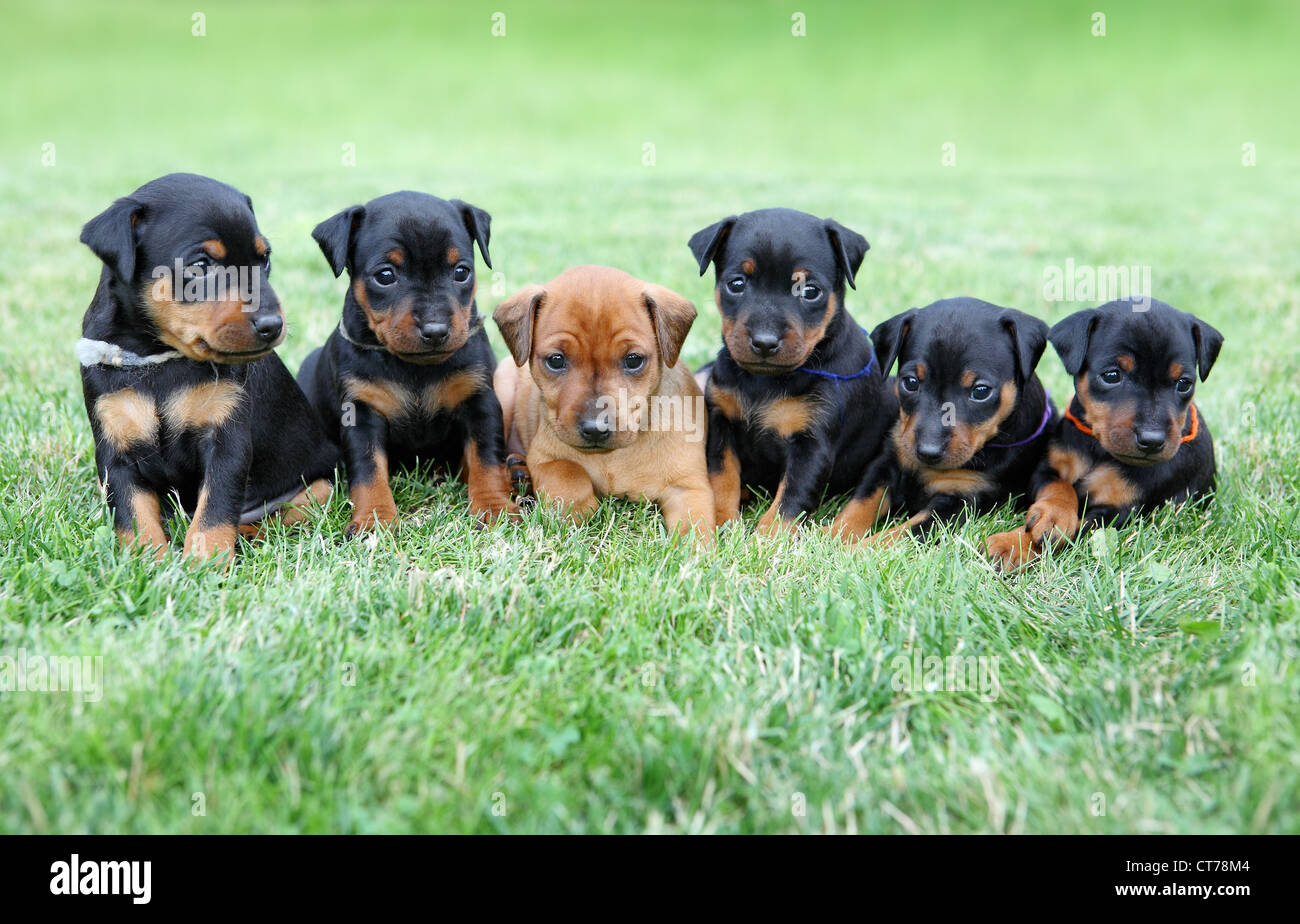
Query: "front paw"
756 505 798 537
505 452 532 497
1025 498 1080 545
182 524 237 564
714 502 741 527
985 529 1039 569
346 504 398 537
471 495 523 525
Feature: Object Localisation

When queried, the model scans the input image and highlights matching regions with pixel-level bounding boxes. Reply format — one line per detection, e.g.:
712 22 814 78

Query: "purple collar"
986 389 1053 449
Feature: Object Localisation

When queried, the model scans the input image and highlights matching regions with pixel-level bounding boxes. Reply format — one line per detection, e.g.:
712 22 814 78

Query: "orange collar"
1064 400 1198 444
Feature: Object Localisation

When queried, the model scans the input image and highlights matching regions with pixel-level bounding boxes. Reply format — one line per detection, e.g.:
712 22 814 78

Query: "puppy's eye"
453 265 472 283
1100 369 1122 385
900 375 920 393
187 258 212 274
970 384 993 402
623 353 646 373
544 352 567 373
1175 377 1194 395
801 283 822 301
726 277 746 294
373 267 397 287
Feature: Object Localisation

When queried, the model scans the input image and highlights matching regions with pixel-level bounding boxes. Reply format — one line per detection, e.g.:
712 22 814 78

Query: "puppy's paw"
182 524 237 567
714 503 741 527
506 453 532 497
471 495 523 525
1025 500 1079 545
756 507 798 538
985 529 1039 570
346 505 398 537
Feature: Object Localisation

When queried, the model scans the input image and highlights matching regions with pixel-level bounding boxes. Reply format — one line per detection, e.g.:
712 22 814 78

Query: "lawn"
1 0 1297 833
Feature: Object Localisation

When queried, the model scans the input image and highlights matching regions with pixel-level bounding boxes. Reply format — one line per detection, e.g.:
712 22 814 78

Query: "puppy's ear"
451 199 492 269
80 196 145 282
493 285 545 367
1188 315 1224 381
998 308 1049 385
870 308 917 376
687 216 737 276
824 219 870 290
311 205 365 278
643 285 697 368
1047 308 1101 375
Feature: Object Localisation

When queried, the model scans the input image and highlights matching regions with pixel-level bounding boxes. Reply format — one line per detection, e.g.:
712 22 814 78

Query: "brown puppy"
492 266 714 539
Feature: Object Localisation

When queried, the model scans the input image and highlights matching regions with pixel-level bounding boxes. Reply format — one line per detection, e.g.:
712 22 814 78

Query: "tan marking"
446 246 460 265
95 389 158 450
1027 480 1081 543
708 384 743 420
862 510 931 547
142 273 270 362
279 479 333 527
117 488 167 559
1169 361 1184 381
740 259 755 275
921 468 991 497
343 375 412 421
386 248 404 266
254 236 269 257
710 448 742 525
914 362 927 382
947 381 1018 465
182 486 237 562
1080 464 1139 509
201 239 227 259
758 395 818 437
961 370 977 389
1076 375 1139 457
421 368 486 416
1047 445 1090 485
463 441 517 522
828 487 887 540
1117 354 1135 373
349 450 398 532
756 480 795 535
163 380 244 430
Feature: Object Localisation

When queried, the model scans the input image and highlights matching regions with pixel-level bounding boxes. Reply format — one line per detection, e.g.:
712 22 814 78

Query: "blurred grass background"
0 0 1297 833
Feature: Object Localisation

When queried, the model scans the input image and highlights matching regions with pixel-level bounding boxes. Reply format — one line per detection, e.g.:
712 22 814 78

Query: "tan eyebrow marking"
201 240 226 259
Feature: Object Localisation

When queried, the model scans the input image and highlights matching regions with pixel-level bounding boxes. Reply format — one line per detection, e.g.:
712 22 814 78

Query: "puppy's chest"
712 384 833 445
1046 445 1140 509
93 378 246 459
342 370 484 438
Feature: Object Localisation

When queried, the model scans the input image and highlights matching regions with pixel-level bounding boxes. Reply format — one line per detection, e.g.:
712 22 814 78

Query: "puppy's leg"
705 408 743 526
531 458 599 522
986 479 1081 569
862 510 931 548
342 404 398 536
182 433 252 563
456 389 521 523
101 458 168 560
756 433 835 537
828 456 894 540
658 481 716 544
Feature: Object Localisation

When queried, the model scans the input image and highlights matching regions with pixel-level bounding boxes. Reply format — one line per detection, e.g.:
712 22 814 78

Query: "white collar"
75 338 184 368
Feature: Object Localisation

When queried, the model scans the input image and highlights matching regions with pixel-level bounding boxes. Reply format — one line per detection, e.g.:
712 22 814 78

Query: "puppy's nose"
252 314 283 342
577 416 612 444
749 331 781 358
1134 428 1167 452
915 441 946 466
420 321 450 346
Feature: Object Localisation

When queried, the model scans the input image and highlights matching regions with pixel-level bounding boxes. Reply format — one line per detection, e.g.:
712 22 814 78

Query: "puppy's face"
688 208 868 374
81 174 283 362
494 266 696 452
874 300 1048 470
313 192 491 364
1049 300 1223 465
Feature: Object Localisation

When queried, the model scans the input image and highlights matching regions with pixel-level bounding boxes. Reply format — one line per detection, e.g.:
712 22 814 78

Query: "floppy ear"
824 219 869 290
311 205 365 277
1047 308 1102 375
80 196 145 282
687 216 737 276
1188 315 1224 381
998 308 1049 385
870 308 918 375
493 285 545 366
451 199 492 269
643 285 697 368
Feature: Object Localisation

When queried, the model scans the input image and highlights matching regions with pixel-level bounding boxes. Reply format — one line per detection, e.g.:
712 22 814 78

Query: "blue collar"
799 338 877 382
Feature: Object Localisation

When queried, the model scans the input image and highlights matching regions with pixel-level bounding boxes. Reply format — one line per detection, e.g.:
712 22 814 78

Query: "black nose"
915 441 946 465
577 417 612 444
749 331 781 358
1135 428 1167 452
253 314 283 342
420 321 449 346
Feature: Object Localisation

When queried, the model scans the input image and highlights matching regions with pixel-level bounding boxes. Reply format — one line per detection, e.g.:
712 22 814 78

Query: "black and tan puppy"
78 173 339 562
297 191 516 534
986 298 1222 567
688 208 896 535
838 298 1055 543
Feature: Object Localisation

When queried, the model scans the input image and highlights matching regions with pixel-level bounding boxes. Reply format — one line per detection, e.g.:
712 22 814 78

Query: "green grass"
1 0 1298 833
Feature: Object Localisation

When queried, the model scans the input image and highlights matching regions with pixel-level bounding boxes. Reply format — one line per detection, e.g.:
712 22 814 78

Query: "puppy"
298 192 517 534
837 298 1054 543
491 266 713 538
986 298 1223 567
688 208 896 534
78 173 338 561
